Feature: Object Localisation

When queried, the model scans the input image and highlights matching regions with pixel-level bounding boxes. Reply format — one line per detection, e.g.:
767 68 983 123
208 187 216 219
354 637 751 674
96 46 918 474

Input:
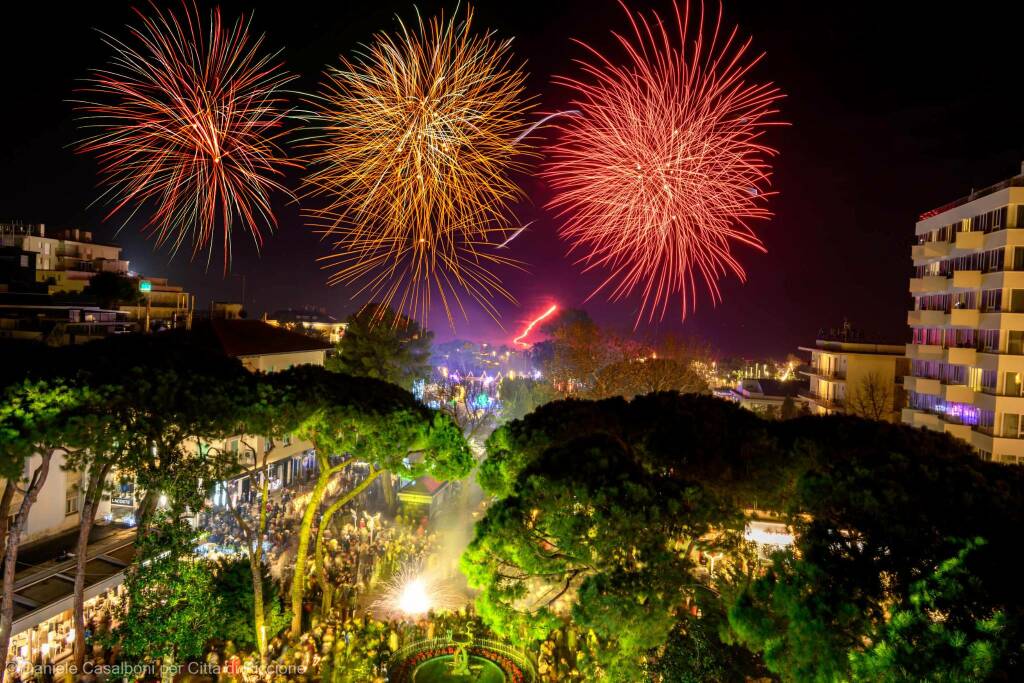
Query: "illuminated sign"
139 280 152 293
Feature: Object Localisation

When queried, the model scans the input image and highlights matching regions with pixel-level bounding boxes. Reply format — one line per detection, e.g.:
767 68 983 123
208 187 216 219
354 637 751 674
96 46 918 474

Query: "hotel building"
902 168 1024 464
799 335 908 421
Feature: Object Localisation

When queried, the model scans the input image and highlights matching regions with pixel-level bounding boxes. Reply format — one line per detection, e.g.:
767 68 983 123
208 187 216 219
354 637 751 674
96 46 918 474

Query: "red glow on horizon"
514 304 559 348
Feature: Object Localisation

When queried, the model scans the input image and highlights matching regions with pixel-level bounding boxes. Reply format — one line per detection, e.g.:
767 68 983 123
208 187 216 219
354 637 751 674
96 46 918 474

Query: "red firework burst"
543 1 784 324
74 3 297 270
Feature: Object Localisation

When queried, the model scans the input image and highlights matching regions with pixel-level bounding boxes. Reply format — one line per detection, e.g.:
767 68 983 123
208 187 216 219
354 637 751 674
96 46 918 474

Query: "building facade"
0 222 193 332
0 223 128 294
800 338 908 421
902 169 1024 464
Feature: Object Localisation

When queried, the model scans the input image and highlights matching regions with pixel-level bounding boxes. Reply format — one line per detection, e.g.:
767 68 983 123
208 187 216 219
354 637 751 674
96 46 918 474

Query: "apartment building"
902 167 1024 464
800 333 908 422
0 222 128 293
0 222 192 331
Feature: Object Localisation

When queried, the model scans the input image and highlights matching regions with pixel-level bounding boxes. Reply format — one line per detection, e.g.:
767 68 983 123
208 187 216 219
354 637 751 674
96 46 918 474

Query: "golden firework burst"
301 6 534 328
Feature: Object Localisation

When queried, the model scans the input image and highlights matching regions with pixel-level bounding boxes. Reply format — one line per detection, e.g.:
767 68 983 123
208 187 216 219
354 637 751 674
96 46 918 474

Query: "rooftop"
192 319 333 358
918 166 1024 221
267 308 343 325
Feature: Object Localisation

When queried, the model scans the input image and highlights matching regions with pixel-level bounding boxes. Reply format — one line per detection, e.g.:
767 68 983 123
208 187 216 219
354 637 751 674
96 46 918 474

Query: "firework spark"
544 1 784 324
74 3 297 270
371 563 462 619
301 6 533 328
514 304 558 347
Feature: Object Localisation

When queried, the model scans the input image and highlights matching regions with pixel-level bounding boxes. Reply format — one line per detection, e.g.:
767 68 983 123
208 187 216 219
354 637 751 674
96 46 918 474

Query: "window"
1005 372 1023 397
981 329 1000 352
981 289 1002 312
65 483 79 516
1002 413 1021 438
1009 331 1024 355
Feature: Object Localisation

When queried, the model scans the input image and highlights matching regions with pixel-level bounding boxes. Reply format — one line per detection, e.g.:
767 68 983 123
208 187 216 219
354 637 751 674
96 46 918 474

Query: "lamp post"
139 279 152 333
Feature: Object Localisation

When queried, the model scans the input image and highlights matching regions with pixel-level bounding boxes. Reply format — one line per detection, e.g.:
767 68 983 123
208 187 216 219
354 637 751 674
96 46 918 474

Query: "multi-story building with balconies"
902 166 1024 464
799 331 908 421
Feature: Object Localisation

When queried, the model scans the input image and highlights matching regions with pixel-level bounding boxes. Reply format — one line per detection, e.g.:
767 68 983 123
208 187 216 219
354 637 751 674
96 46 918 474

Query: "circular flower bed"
388 640 536 683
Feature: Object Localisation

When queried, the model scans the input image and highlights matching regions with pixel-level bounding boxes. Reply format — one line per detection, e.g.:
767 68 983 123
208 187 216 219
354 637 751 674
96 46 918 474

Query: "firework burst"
301 6 533 328
74 3 297 270
544 0 784 324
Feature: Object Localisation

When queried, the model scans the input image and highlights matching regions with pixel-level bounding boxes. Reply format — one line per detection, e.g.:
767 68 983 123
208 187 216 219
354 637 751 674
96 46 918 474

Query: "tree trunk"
252 471 269 665
74 462 111 671
380 471 397 511
0 449 55 681
315 469 380 613
161 653 175 683
289 468 331 638
0 482 14 568
137 488 158 534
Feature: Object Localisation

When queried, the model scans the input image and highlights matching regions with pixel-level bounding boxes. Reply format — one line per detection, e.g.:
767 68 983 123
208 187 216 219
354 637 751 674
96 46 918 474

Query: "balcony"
941 383 975 404
951 270 982 289
949 308 980 327
798 390 843 410
902 408 940 430
809 366 845 380
945 347 977 365
911 241 952 261
909 275 949 293
906 343 943 360
907 309 946 326
953 231 984 251
904 376 940 395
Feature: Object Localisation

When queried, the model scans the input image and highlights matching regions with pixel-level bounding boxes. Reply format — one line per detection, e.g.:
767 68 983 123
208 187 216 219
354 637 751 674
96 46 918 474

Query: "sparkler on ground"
371 563 461 619
74 2 297 270
301 5 534 329
544 0 785 325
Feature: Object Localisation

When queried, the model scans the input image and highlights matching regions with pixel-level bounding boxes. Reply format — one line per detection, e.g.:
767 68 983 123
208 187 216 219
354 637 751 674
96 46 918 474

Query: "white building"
902 166 1024 463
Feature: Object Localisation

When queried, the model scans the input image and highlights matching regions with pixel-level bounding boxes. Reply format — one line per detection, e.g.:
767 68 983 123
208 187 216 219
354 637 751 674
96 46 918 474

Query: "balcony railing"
798 390 843 408
811 367 846 380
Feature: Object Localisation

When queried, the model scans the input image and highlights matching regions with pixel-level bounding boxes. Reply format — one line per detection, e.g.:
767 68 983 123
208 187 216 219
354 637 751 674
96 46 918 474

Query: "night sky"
3 1 1024 356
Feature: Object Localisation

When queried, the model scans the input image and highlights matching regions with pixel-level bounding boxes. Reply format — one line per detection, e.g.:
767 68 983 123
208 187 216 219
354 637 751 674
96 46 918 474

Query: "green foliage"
648 606 766 683
0 377 90 477
497 376 556 423
327 303 432 389
279 364 472 480
112 513 219 667
468 395 1024 681
849 539 1014 682
82 271 143 309
210 558 289 651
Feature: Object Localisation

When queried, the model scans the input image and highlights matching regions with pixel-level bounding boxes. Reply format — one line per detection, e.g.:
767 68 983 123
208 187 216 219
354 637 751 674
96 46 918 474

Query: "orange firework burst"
74 3 297 270
544 1 784 325
301 6 533 328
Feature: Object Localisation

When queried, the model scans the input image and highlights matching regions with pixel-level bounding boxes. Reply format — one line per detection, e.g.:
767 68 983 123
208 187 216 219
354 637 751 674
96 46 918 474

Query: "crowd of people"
58 455 541 682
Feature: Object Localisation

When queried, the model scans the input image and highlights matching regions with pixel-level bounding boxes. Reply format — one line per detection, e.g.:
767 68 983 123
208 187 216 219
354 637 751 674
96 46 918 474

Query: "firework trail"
514 304 558 347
